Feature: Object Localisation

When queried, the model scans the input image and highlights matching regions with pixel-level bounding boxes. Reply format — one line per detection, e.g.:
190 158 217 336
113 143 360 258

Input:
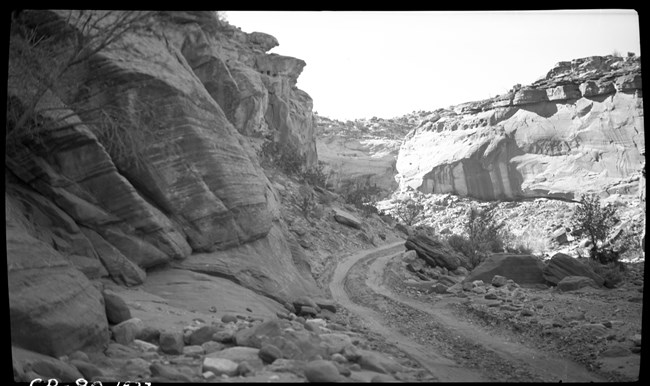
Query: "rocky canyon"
7 10 645 384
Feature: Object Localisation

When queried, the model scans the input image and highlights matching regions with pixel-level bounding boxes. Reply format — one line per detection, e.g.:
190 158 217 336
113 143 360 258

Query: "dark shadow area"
584 93 612 103
519 102 558 118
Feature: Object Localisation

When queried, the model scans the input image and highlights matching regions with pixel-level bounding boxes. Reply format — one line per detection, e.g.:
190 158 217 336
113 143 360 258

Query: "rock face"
543 253 604 287
7 10 320 357
397 55 644 200
463 253 547 286
316 115 416 194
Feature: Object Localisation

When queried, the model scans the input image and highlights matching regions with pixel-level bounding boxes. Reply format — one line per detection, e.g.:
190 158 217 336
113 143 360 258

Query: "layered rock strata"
7 10 320 356
397 55 644 200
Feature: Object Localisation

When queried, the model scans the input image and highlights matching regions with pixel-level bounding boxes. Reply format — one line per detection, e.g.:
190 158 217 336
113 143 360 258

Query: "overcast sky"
225 10 641 121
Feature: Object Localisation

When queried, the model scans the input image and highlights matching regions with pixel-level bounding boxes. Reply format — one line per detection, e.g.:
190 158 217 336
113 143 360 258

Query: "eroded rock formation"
7 10 320 356
397 55 644 200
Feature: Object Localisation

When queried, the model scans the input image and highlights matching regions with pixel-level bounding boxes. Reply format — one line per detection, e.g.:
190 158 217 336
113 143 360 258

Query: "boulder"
319 333 353 355
70 359 104 380
103 291 132 325
150 362 192 382
556 276 599 292
333 208 362 229
464 254 547 286
513 87 549 105
543 253 604 287
404 234 469 270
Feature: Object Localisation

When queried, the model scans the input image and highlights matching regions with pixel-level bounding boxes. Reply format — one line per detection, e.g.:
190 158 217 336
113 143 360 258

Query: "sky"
225 10 641 121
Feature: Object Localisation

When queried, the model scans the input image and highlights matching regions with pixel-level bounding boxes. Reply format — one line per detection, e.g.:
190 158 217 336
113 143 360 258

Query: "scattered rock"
599 345 632 357
111 318 143 346
491 275 508 287
132 339 159 352
542 253 604 287
259 344 283 364
630 334 642 346
136 326 160 344
149 362 192 382
189 324 217 346
485 292 498 300
342 344 362 362
303 359 343 382
320 333 353 355
371 373 399 382
221 314 238 324
299 306 318 317
333 208 363 229
159 330 184 355
183 345 205 357
556 276 599 292
358 349 403 374
430 283 449 294
464 254 547 286
30 358 84 382
119 358 152 379
103 291 132 325
331 353 348 363
207 346 264 370
202 357 239 377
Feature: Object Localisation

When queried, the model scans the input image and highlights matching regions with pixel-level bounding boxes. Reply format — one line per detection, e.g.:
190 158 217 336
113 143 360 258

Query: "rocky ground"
378 248 644 382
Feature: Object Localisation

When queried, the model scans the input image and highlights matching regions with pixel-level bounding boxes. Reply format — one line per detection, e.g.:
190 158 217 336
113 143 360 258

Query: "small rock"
462 282 474 291
221 314 238 324
331 353 348 363
430 283 449 294
599 345 632 358
602 321 613 328
202 341 225 354
631 334 642 346
212 329 236 343
300 306 318 317
190 324 217 346
150 362 192 382
372 373 398 382
70 360 103 381
120 358 151 379
258 344 283 364
68 351 89 362
183 345 205 357
237 361 255 376
202 371 216 379
349 363 361 371
484 292 498 300
103 291 132 325
471 280 484 287
342 344 361 362
132 339 159 352
471 286 487 294
136 326 160 344
202 357 239 377
111 318 144 345
520 309 534 317
491 275 508 287
303 360 342 382
159 330 185 355
315 300 337 313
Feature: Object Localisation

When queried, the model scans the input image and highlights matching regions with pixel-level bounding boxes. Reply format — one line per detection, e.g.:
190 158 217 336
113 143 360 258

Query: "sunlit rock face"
6 10 322 356
397 55 644 200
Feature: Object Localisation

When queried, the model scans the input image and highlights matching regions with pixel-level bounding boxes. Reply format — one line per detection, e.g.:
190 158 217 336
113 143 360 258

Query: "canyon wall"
397 55 644 201
6 10 320 356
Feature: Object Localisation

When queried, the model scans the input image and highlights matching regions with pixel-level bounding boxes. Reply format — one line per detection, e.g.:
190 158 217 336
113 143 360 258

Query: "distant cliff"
397 54 644 200
6 10 320 356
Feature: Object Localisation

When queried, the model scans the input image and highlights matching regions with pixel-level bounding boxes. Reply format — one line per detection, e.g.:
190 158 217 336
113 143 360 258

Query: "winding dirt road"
330 241 607 382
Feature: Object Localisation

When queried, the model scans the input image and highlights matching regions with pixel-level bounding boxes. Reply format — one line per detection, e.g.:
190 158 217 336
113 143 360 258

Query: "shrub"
393 198 424 226
258 141 305 176
341 182 381 216
588 260 625 288
446 204 506 269
571 193 619 260
302 161 328 188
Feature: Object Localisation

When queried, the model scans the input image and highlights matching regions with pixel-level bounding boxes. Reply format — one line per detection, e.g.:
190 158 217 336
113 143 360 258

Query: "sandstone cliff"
6 10 320 356
316 115 415 194
396 55 644 200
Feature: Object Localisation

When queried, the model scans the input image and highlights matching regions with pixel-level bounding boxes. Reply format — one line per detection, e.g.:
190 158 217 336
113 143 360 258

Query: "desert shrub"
341 182 381 216
258 141 305 176
446 204 506 268
302 161 328 188
588 260 625 288
393 198 424 226
571 193 619 260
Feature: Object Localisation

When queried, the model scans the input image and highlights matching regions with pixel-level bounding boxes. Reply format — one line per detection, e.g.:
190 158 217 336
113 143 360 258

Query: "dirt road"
330 241 607 382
